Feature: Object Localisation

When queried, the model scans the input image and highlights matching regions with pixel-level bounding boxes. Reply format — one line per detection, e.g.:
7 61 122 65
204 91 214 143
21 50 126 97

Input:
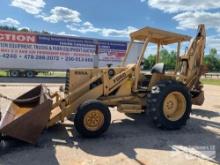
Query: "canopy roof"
130 27 191 45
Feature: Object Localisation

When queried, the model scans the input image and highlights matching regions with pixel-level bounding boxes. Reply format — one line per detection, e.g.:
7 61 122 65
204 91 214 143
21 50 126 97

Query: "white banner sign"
0 30 133 70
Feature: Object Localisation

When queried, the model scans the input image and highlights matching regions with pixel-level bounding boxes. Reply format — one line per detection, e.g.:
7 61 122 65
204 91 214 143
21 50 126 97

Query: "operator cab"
122 26 191 90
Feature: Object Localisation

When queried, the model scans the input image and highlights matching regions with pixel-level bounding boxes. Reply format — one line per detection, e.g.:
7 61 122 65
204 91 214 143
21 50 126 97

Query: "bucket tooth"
0 85 52 144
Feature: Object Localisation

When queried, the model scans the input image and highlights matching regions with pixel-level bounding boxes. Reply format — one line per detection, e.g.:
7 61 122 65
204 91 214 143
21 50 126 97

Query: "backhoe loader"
0 24 207 144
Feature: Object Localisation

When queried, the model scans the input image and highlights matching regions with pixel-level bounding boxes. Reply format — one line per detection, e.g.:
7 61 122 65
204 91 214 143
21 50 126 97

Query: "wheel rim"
83 109 104 131
163 91 186 121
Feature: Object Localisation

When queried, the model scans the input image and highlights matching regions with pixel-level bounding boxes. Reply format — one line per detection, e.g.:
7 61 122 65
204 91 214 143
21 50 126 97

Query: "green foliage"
143 54 156 70
160 49 176 70
144 48 220 72
41 30 50 34
204 48 220 72
0 25 50 34
143 49 176 70
0 25 18 31
19 28 30 32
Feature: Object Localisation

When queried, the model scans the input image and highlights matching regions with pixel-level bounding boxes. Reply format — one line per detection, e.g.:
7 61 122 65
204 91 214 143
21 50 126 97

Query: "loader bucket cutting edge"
0 85 52 144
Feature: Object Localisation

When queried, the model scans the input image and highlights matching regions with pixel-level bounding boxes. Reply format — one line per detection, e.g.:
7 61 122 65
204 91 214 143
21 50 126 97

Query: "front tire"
74 100 111 137
148 80 191 130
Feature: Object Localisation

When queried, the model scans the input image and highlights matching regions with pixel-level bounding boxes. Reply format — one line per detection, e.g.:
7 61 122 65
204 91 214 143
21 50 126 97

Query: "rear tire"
74 100 111 137
148 80 191 130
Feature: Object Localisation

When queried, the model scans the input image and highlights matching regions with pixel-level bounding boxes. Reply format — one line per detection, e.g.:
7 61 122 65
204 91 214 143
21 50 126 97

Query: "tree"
0 25 18 31
204 48 220 72
143 54 156 70
160 49 176 70
143 49 176 70
41 30 50 34
19 28 30 32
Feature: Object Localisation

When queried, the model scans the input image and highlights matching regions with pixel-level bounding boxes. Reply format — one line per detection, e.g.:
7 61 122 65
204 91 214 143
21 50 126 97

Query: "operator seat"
138 63 165 91
151 63 165 74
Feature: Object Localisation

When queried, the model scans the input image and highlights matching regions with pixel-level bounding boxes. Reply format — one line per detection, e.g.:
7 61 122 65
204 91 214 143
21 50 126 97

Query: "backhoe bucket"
0 85 52 144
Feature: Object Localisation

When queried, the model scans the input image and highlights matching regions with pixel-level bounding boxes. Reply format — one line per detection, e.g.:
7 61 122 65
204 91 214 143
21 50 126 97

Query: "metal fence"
204 73 220 79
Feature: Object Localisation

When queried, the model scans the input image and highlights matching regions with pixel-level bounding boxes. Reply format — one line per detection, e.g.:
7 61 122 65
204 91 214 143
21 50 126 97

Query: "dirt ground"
0 84 219 165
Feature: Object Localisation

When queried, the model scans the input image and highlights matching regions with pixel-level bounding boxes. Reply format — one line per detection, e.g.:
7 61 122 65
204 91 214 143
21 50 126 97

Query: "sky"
0 0 220 54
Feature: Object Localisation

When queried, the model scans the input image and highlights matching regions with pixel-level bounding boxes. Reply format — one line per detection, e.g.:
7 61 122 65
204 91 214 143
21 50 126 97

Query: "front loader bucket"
0 85 52 144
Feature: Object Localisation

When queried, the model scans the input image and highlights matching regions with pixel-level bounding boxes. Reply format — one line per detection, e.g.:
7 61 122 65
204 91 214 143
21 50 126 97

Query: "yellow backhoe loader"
0 24 207 144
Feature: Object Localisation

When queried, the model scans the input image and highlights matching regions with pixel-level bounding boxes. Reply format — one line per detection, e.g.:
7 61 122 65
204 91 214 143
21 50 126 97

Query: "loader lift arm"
47 64 136 127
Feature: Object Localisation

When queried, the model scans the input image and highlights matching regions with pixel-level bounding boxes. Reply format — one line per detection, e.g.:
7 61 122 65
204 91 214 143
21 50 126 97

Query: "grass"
201 79 220 86
37 71 66 77
0 70 66 77
0 71 7 77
